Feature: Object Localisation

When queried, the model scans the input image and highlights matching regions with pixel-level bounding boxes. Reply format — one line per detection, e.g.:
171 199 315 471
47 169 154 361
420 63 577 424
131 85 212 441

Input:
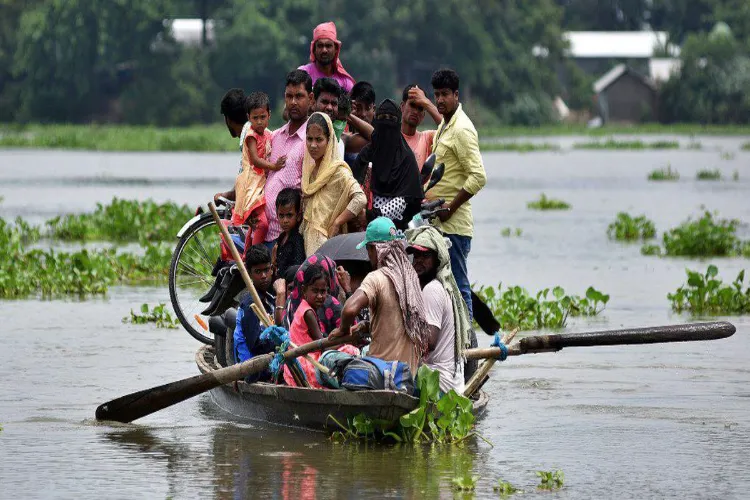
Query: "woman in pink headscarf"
298 21 356 93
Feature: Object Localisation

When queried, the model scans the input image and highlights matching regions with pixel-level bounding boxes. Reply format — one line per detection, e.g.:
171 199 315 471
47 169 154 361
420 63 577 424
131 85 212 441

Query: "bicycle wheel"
169 214 223 345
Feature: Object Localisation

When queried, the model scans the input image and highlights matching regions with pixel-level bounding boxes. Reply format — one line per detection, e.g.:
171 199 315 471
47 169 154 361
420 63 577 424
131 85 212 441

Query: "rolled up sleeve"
346 185 367 215
456 128 486 195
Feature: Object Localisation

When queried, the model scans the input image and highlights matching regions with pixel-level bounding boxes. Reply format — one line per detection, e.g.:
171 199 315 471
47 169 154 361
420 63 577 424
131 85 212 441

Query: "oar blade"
96 353 273 423
521 321 736 352
95 372 222 423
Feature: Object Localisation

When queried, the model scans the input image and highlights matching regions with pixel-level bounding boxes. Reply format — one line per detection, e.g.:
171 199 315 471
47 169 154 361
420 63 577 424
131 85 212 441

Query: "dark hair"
313 77 342 100
307 113 331 139
286 69 313 93
402 83 418 103
337 92 351 115
303 263 328 287
220 88 247 124
246 91 270 113
276 187 301 212
431 69 460 92
244 244 271 268
351 81 375 106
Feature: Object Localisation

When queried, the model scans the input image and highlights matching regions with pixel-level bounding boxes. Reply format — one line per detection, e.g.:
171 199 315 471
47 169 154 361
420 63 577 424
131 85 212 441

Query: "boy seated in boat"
406 226 471 394
233 245 286 382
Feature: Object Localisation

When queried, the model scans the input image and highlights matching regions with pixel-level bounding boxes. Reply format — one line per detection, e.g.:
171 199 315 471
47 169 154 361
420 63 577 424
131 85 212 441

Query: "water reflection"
208 423 479 499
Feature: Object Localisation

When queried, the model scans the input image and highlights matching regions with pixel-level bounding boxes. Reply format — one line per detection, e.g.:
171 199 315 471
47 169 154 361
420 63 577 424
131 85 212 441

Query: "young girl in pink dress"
283 262 360 388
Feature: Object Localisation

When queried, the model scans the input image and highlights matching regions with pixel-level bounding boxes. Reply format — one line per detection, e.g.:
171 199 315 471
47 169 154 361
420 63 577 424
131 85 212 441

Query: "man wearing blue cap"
331 217 430 374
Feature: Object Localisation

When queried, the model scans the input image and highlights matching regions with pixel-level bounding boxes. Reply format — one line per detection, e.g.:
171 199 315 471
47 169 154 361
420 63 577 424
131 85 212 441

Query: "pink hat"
308 21 354 82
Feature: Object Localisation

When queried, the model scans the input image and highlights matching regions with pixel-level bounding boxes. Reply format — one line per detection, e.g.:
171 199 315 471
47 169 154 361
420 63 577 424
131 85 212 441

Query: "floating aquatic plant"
642 211 746 258
647 164 680 181
696 169 722 181
46 198 193 242
501 227 523 237
607 212 656 241
451 474 479 491
472 283 609 330
494 479 520 496
0 218 172 299
123 303 180 329
668 266 750 315
527 193 570 211
537 470 564 490
329 366 482 445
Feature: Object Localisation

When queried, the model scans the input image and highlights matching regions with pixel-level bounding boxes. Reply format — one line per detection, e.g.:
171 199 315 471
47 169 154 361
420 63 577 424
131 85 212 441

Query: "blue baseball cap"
356 217 400 249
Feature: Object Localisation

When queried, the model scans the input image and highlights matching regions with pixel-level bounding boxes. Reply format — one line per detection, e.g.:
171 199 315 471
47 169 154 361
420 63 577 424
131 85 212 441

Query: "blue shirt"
234 291 276 365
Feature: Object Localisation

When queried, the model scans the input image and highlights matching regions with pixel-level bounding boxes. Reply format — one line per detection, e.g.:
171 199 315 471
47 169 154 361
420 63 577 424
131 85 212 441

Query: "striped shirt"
264 119 308 242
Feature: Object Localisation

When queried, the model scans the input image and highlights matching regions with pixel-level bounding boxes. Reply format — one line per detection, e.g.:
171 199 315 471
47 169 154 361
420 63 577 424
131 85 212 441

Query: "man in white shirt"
406 226 472 394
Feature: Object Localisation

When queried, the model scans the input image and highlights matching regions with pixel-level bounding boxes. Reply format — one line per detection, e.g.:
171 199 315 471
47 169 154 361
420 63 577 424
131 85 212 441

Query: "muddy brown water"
1 143 749 499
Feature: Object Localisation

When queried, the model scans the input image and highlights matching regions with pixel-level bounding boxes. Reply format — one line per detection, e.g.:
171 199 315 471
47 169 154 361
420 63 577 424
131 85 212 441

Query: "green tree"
12 0 171 122
659 27 750 123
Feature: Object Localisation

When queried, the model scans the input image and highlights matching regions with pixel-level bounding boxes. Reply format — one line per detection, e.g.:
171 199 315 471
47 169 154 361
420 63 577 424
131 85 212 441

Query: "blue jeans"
446 233 473 319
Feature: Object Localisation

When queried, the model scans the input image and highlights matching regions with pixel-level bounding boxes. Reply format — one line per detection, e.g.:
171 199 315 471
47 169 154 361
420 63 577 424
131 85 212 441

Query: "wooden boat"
195 345 490 432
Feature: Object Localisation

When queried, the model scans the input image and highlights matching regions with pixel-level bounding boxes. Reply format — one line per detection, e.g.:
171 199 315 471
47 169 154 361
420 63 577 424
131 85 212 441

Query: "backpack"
341 356 415 395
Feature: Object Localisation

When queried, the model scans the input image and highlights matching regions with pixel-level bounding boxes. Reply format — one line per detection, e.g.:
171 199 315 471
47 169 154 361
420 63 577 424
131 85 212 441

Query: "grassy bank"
0 124 235 152
2 123 750 152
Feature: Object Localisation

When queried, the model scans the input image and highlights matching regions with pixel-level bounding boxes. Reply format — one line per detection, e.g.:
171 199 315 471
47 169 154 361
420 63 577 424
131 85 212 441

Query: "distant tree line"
0 0 748 126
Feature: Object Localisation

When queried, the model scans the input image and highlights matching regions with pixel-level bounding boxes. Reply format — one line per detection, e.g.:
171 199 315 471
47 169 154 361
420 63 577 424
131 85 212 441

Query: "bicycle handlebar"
421 198 445 211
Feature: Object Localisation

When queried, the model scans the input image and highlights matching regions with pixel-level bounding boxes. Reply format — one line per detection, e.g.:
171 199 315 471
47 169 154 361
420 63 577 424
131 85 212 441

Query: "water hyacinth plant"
642 211 747 257
501 227 523 237
46 198 193 242
123 303 180 328
329 366 481 444
451 475 479 491
668 266 750 315
696 169 722 181
0 218 172 299
537 470 565 490
647 164 680 181
607 213 656 241
527 193 570 211
494 479 520 496
472 283 609 330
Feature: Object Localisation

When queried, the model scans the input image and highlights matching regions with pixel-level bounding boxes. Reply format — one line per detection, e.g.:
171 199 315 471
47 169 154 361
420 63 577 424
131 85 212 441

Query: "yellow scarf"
302 113 359 236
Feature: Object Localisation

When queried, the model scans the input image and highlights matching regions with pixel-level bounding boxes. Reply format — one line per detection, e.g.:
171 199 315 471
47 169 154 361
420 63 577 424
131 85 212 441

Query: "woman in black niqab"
357 99 424 229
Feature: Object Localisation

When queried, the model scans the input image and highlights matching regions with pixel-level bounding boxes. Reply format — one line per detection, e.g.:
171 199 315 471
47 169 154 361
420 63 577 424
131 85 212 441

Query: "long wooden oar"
464 321 735 361
95 333 357 423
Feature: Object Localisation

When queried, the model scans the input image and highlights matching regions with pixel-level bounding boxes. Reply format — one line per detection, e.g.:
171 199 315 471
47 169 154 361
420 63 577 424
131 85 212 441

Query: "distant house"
593 64 656 123
564 31 678 76
169 18 215 46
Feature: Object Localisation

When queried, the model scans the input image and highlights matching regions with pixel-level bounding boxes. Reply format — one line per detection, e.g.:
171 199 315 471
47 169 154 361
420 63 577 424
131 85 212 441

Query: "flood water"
1 142 749 499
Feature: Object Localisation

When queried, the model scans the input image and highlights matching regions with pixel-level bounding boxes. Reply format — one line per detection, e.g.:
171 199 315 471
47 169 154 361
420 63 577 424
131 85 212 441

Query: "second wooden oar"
464 321 736 361
95 333 356 423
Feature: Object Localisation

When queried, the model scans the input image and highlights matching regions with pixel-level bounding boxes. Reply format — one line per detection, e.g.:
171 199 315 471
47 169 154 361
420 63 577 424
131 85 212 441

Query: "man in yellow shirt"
428 69 487 318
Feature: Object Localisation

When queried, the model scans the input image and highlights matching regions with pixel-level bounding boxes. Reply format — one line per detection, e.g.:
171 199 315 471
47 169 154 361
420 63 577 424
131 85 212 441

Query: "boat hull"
196 346 489 432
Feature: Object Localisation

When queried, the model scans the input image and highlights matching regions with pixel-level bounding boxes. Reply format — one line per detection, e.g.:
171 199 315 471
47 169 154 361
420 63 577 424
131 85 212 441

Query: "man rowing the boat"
299 21 356 93
406 225 471 394
330 217 430 375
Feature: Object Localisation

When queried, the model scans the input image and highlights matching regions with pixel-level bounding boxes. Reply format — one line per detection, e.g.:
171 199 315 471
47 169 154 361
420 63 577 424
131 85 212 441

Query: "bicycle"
168 197 243 345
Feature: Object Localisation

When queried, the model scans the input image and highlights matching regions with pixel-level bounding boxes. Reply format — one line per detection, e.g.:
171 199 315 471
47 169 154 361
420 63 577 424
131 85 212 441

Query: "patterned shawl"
283 253 342 336
373 240 431 356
